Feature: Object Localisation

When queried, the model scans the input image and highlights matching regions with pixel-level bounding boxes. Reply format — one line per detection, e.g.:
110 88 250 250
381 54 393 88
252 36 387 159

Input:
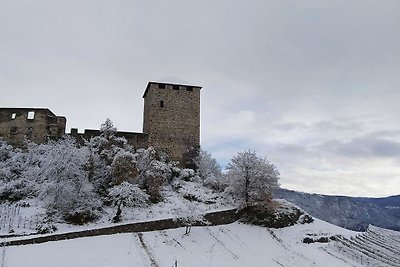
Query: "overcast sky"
1 0 399 197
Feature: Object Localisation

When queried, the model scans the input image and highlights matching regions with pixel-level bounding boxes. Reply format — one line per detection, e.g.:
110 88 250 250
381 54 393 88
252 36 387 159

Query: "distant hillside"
274 189 400 231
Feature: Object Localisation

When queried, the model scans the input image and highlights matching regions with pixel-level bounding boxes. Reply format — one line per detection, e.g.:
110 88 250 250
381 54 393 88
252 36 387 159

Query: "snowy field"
2 219 368 267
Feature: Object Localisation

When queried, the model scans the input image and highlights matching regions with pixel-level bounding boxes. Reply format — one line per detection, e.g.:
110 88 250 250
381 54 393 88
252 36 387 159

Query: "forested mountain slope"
275 188 400 231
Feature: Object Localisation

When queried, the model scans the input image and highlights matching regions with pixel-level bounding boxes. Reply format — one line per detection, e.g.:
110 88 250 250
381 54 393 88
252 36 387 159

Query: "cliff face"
274 188 400 231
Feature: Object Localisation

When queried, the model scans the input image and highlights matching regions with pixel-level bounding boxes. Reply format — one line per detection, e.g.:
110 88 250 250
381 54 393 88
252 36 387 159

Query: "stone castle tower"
143 82 201 165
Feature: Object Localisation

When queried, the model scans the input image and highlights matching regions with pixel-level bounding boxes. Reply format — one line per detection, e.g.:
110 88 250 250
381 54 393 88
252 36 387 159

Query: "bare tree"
226 150 279 207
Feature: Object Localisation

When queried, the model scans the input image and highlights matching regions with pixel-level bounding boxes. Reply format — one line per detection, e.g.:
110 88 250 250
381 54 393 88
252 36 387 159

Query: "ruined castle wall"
69 129 149 149
0 108 66 147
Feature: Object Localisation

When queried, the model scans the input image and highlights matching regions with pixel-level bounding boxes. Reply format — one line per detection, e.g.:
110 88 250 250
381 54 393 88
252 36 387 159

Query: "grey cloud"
363 130 400 139
311 120 364 133
273 120 364 133
317 134 400 158
274 143 308 155
274 122 309 131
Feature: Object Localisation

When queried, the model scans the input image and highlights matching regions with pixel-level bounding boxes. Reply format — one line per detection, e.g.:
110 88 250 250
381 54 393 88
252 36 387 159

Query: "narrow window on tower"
160 100 164 108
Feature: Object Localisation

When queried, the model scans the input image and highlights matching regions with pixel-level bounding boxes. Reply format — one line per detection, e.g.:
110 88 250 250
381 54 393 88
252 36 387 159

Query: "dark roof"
143 81 202 98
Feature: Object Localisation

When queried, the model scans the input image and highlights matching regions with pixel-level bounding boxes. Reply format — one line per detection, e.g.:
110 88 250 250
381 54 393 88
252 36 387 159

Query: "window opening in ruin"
160 101 164 108
11 113 16 119
173 85 179 90
187 86 193 91
158 83 165 89
27 111 35 120
10 127 17 134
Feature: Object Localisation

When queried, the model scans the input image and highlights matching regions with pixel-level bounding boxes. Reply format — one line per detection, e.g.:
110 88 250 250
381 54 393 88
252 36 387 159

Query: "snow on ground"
2 219 363 267
0 200 46 235
0 181 233 236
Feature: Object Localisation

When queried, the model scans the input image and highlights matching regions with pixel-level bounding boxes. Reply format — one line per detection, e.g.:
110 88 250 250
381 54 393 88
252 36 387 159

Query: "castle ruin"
0 108 66 146
0 81 201 166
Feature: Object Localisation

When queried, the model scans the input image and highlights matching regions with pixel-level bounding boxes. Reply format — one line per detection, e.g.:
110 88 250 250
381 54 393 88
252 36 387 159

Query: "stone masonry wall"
69 128 149 149
1 208 238 247
0 108 66 147
143 82 201 164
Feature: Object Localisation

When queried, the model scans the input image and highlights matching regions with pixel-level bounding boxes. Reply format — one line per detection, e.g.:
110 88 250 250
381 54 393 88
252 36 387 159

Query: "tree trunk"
184 225 191 235
112 201 122 223
245 167 249 206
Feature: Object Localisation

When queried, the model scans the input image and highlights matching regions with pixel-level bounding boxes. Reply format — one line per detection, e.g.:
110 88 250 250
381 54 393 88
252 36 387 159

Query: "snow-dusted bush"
36 221 58 234
178 168 196 182
0 141 34 201
108 181 149 222
0 179 31 202
173 200 206 235
86 141 112 196
111 151 139 185
108 181 149 208
100 118 117 139
0 139 18 183
194 149 225 191
136 147 176 203
0 138 13 162
33 136 102 224
86 119 134 195
225 150 279 207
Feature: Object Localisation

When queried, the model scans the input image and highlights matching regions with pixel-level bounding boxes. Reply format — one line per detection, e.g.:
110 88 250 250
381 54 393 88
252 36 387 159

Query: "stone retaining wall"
1 209 238 247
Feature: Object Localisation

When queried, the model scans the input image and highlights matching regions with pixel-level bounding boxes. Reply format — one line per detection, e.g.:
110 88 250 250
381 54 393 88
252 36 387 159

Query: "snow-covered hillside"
330 225 400 267
3 219 384 267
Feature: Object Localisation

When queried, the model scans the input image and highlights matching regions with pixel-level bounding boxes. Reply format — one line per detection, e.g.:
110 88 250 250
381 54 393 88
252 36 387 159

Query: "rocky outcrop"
238 200 313 228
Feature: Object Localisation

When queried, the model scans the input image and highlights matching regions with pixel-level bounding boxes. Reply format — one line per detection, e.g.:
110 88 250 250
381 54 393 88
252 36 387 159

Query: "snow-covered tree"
111 151 139 185
100 118 117 139
226 150 279 207
108 181 149 222
89 118 128 165
173 200 206 235
0 139 33 201
33 136 101 223
136 147 175 203
86 119 134 195
0 139 16 184
0 138 13 162
194 149 225 191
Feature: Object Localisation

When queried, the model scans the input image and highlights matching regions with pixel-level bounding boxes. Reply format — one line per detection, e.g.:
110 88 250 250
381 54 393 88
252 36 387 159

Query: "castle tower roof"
143 81 202 98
